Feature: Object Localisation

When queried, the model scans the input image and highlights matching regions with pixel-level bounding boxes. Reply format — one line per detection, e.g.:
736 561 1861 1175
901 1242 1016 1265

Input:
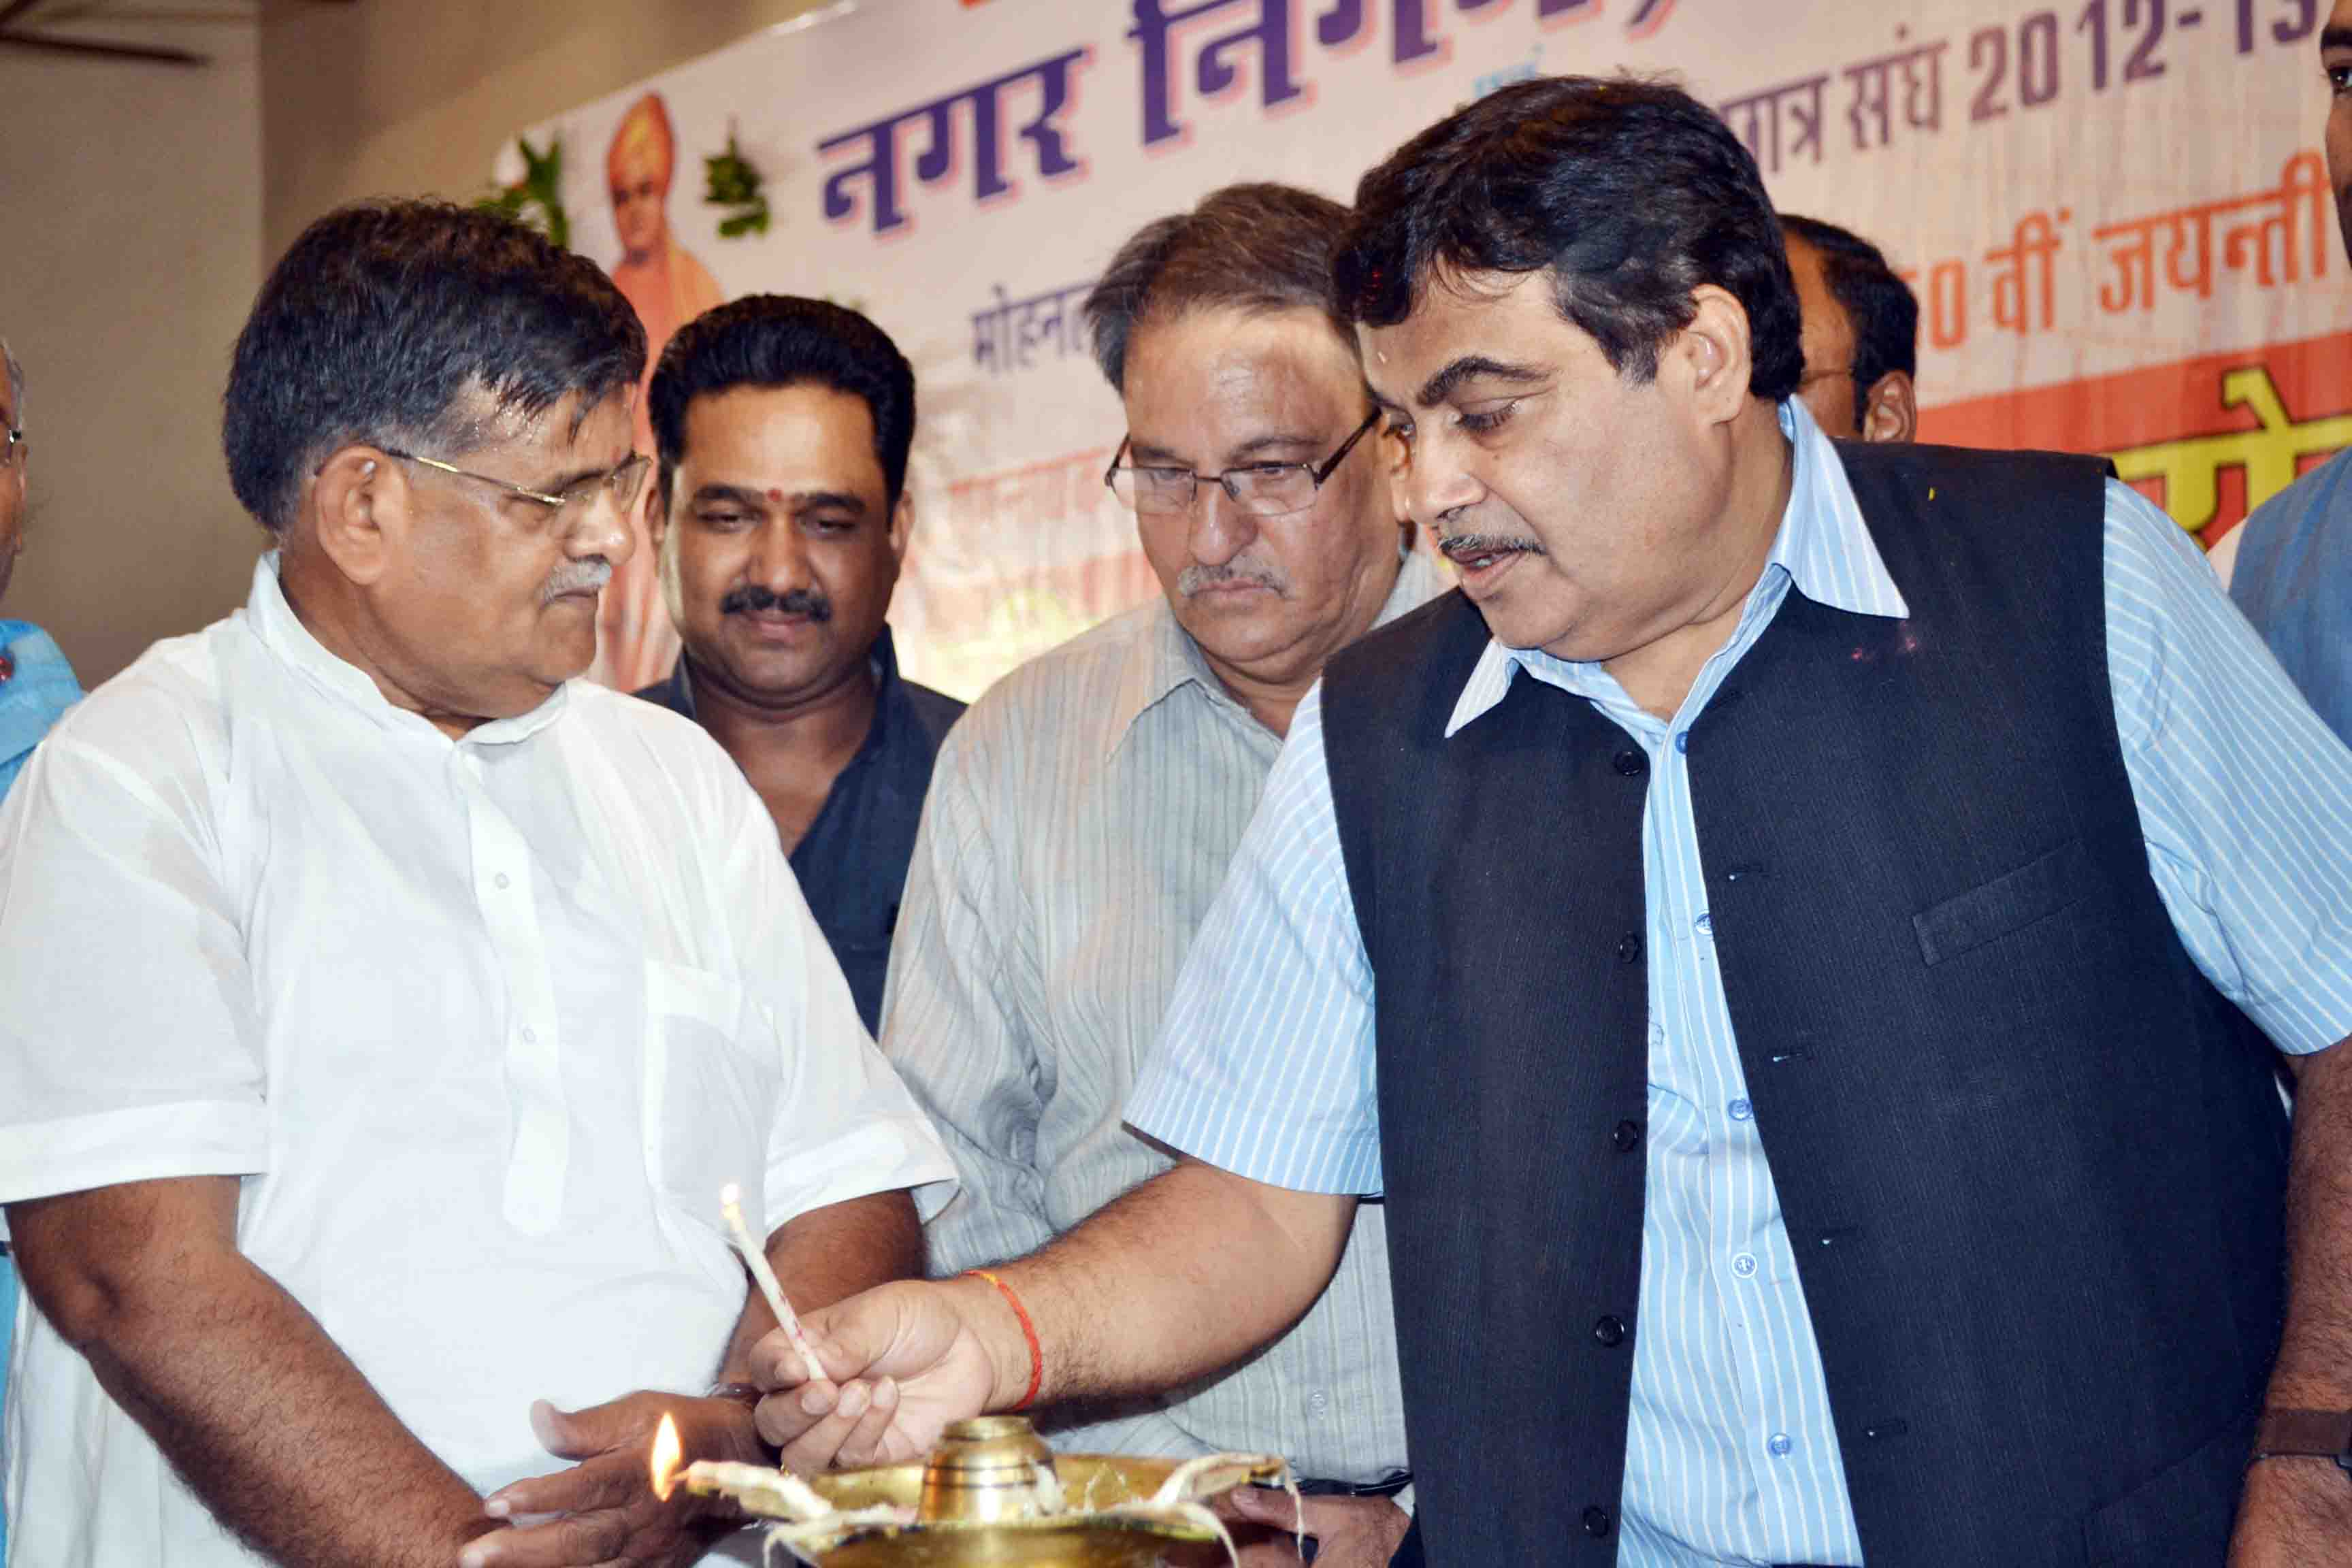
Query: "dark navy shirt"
635 626 962 1034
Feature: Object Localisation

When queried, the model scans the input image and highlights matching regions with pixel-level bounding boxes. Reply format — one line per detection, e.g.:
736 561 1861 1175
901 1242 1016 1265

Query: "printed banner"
504 0 2352 698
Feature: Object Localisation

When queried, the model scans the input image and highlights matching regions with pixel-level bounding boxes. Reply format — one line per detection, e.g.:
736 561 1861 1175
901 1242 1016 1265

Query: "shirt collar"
244 552 571 746
1105 594 1232 759
860 623 909 760
1106 536 1441 758
1443 399 1910 738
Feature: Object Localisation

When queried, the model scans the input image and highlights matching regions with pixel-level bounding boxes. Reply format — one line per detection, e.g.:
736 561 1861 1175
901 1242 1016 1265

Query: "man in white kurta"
0 201 953 1568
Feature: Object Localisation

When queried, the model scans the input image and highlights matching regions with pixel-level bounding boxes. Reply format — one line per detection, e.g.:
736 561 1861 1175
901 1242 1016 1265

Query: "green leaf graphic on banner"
477 135 570 251
704 133 771 240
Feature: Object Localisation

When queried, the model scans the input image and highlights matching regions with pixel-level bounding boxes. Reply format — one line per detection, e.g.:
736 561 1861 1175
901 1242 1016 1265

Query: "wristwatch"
2249 1409 2352 1475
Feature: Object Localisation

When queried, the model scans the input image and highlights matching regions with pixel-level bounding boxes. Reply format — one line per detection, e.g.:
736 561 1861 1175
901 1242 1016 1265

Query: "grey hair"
1 337 21 428
1082 182 1358 392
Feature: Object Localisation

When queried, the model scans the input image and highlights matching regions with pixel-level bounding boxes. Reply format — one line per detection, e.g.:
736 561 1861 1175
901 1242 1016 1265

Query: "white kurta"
0 556 955 1567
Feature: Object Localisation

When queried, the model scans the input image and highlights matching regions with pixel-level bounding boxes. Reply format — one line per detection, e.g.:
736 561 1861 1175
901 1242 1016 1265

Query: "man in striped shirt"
858 184 1443 1565
753 84 2352 1568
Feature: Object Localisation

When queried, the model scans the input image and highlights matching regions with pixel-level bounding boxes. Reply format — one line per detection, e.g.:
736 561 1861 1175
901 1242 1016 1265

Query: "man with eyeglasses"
0 331 80 1568
0 201 953 1568
0 333 80 807
1780 215 1918 445
856 184 1441 1567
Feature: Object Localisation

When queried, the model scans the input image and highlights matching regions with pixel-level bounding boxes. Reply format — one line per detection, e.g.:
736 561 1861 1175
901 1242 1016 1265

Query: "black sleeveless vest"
1320 442 2287 1567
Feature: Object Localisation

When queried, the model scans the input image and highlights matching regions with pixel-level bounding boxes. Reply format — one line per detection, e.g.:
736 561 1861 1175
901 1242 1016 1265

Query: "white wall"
1 2 843 685
261 0 833 255
0 16 265 685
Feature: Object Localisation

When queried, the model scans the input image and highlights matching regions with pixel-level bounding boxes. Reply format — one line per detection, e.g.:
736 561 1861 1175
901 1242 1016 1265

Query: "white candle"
721 1182 827 1386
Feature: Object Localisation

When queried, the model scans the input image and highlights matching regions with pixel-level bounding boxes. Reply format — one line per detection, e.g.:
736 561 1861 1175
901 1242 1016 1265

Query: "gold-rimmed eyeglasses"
1104 410 1382 518
382 446 651 517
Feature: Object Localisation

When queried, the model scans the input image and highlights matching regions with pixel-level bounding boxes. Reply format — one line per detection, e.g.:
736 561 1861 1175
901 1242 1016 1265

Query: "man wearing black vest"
746 78 2352 1568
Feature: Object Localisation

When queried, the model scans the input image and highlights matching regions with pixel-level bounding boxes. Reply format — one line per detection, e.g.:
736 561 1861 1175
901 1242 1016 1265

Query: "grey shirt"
880 547 1446 1482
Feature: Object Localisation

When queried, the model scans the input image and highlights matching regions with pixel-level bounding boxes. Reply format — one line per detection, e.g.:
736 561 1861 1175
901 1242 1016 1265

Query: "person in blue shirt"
0 336 80 1566
750 78 2352 1568
2220 8 2352 743
0 337 81 802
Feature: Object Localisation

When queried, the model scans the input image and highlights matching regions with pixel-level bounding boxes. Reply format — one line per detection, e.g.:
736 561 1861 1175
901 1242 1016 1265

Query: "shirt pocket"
1911 836 2091 968
641 959 781 1287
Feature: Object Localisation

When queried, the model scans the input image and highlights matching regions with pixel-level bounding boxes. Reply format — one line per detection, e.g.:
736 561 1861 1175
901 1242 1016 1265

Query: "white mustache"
1177 561 1286 596
542 557 614 602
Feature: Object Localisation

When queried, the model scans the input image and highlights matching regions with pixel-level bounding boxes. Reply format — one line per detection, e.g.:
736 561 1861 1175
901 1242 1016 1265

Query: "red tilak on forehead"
766 487 786 503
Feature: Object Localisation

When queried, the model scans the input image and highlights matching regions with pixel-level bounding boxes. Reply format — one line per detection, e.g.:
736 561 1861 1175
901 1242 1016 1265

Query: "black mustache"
721 585 832 621
1438 533 1546 561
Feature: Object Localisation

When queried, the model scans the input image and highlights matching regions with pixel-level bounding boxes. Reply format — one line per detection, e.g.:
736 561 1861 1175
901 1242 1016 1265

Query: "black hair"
649 296 916 508
1334 75 1804 402
1083 182 1356 392
1780 212 1921 428
223 200 645 535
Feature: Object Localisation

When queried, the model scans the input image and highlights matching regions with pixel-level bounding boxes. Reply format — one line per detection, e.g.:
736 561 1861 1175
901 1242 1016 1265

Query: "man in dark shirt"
637 296 961 1031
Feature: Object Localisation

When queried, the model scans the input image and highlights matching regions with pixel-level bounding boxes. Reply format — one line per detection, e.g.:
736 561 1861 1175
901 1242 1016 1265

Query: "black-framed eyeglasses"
381 446 651 518
1104 410 1382 518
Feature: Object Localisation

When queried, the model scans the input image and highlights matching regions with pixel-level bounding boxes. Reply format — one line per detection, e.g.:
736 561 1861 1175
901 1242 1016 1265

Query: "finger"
831 1375 901 1469
458 1510 631 1568
527 1399 609 1463
1222 1484 1304 1533
484 1454 647 1521
774 1379 881 1475
768 1288 917 1387
747 1325 840 1390
753 1377 840 1449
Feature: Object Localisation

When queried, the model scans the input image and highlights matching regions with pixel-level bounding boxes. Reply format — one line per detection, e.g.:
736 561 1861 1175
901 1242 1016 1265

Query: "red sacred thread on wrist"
962 1268 1043 1412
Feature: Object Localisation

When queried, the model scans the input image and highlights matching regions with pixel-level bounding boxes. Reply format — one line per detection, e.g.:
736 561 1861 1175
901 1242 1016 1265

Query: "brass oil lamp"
655 1411 1291 1566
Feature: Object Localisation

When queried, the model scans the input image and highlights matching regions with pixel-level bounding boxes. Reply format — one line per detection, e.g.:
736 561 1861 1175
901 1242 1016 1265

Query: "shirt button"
1581 1504 1612 1537
494 872 511 890
1732 1252 1758 1279
1612 1119 1642 1153
1592 1315 1626 1347
1674 730 1689 753
1311 1390 1328 1416
1768 1432 1794 1458
1616 932 1644 964
1648 1022 1664 1047
1612 747 1646 777
1694 911 1713 936
1729 1098 1753 1121
521 1026 538 1045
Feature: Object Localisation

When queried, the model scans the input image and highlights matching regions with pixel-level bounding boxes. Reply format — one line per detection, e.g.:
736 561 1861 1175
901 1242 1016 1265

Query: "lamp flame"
650 1411 684 1502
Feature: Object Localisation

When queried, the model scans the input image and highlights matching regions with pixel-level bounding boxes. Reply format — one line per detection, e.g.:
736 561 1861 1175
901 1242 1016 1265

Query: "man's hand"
1218 1487 1412 1568
2239 1036 2352 1564
748 1277 1009 1472
459 1392 766 1568
2231 1457 2352 1567
752 1164 1357 1477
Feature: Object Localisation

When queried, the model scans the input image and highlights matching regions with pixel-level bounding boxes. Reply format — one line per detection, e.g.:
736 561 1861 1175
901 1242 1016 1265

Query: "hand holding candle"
719 1182 827 1386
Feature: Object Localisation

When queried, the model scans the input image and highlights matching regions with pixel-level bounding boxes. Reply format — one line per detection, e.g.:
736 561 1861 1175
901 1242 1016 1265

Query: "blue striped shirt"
1127 400 2352 1567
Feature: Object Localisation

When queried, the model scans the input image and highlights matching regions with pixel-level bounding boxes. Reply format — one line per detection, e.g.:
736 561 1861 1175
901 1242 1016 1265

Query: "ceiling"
0 0 270 67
